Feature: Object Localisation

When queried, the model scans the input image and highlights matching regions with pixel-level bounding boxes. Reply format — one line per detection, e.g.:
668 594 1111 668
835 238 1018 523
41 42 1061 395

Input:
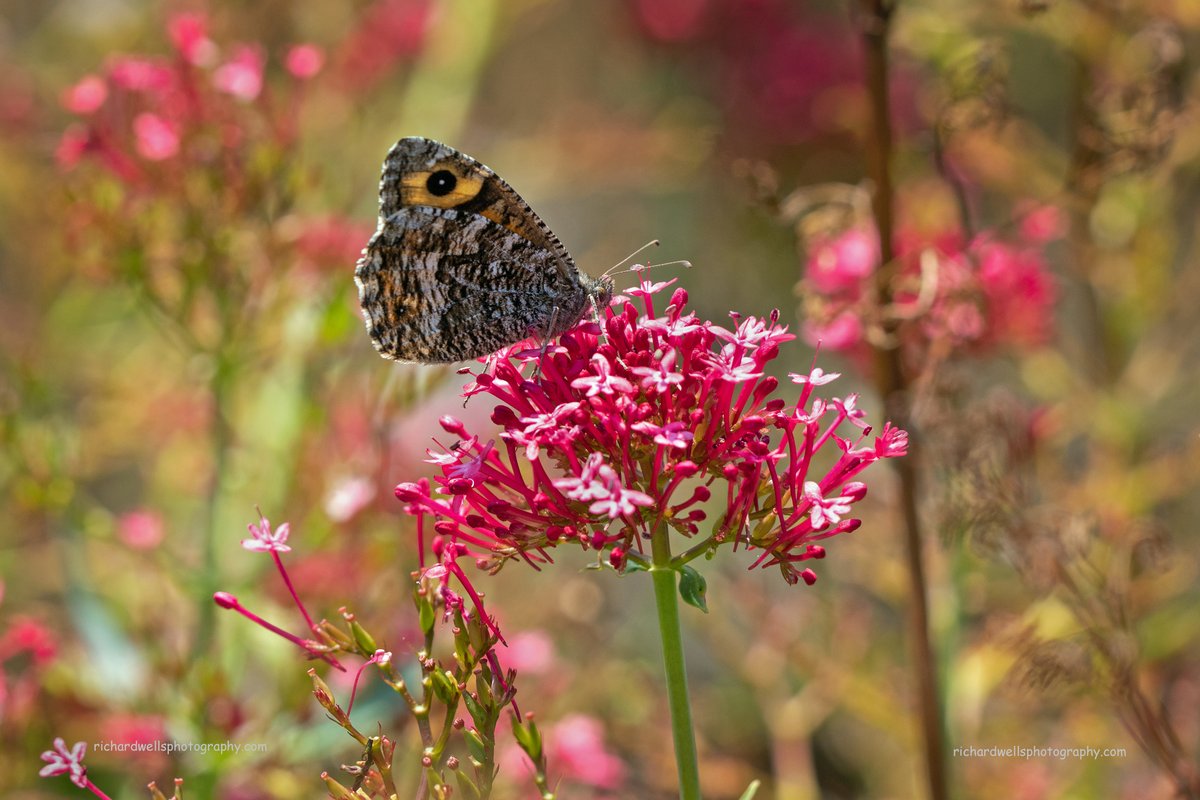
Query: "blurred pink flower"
547 715 626 790
117 510 165 549
801 224 1056 357
285 44 325 79
291 214 376 270
336 0 434 91
805 227 878 294
55 125 91 168
324 476 375 522
0 616 57 666
132 112 180 160
100 713 168 769
976 241 1057 347
61 75 107 114
802 309 863 350
167 12 217 66
107 56 174 93
632 0 709 41
213 45 264 100
1018 202 1066 244
506 630 556 674
100 713 166 746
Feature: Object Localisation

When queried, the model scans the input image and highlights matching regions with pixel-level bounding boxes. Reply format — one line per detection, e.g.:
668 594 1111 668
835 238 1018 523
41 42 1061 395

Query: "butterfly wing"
356 205 589 362
355 137 600 363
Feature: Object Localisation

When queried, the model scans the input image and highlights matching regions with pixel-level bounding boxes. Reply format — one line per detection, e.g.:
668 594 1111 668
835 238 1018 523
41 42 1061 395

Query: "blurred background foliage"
1 0 1199 797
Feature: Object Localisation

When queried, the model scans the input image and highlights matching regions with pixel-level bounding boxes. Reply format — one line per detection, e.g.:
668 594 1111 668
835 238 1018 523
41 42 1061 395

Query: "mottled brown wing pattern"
354 137 612 364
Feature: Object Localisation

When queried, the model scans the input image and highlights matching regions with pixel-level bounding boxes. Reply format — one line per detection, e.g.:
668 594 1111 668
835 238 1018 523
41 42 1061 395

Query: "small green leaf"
454 767 483 800
511 715 543 761
349 618 378 654
430 668 459 704
678 565 708 613
417 591 436 638
464 728 488 762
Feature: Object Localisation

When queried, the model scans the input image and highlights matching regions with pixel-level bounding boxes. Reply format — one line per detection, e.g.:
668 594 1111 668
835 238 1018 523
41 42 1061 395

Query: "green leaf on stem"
622 556 650 573
454 768 483 800
417 588 436 639
465 727 488 763
511 714 544 761
678 565 708 613
430 668 459 704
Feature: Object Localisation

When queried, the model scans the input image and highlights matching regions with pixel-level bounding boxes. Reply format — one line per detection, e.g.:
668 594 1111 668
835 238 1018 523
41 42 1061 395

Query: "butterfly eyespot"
426 170 457 197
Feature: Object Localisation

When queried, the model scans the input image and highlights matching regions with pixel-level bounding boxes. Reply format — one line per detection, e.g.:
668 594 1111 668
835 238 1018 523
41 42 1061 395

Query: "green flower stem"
650 523 702 800
670 535 718 569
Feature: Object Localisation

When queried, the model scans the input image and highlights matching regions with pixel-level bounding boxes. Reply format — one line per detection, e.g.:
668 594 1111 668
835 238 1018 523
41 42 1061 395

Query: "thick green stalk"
650 524 702 800
194 351 233 657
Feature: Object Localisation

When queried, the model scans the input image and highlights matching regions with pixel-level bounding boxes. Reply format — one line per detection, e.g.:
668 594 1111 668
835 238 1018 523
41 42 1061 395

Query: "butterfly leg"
530 305 563 381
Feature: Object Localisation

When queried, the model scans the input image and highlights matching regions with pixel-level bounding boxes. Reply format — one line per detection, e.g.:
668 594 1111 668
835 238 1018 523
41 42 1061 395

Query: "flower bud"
491 406 519 426
842 481 868 502
321 773 359 799
672 460 699 478
394 482 423 501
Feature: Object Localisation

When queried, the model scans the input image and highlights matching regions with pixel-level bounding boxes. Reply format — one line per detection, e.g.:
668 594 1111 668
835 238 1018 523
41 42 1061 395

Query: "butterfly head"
589 274 615 319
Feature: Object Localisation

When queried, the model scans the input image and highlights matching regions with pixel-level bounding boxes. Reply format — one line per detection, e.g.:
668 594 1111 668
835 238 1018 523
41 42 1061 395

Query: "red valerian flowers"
395 278 907 600
800 220 1059 358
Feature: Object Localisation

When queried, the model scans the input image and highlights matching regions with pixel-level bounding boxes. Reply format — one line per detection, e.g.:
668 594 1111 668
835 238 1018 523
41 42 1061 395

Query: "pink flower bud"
61 75 107 114
285 44 325 79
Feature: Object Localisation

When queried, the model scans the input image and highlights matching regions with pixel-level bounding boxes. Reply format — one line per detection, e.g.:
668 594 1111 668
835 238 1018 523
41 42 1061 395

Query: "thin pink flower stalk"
347 649 392 714
38 739 112 799
213 591 345 672
216 514 347 671
211 590 338 670
395 278 907 609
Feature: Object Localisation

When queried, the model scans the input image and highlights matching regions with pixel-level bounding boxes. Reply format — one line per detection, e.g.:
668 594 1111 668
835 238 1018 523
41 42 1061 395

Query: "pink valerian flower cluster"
627 0 919 147
56 11 322 178
800 212 1060 357
1 613 57 726
56 12 370 282
333 0 434 92
395 278 907 601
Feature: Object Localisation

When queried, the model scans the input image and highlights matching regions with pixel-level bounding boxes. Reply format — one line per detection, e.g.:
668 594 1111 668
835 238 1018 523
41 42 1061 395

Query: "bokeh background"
2 0 1199 797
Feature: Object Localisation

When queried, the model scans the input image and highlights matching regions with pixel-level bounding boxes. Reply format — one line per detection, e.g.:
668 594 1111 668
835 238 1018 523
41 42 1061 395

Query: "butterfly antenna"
608 259 693 278
602 239 661 278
